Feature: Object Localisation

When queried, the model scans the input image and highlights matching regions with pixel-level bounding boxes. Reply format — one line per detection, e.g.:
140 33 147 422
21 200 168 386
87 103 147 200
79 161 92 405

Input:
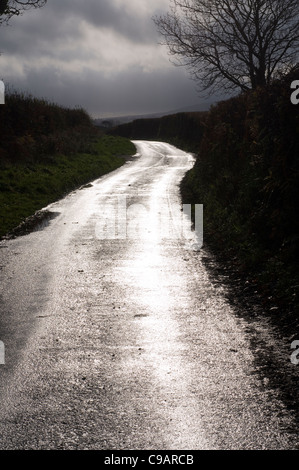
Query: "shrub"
181 67 299 314
0 88 96 164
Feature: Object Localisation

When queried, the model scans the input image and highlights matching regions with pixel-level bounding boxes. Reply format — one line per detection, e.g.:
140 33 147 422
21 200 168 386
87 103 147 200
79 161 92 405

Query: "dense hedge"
0 89 96 163
181 68 299 316
109 111 206 152
0 90 136 236
111 68 299 318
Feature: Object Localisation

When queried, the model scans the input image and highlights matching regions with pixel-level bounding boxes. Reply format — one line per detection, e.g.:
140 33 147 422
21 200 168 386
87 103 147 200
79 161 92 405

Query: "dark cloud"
0 0 207 117
7 63 202 117
4 0 161 46
66 0 156 42
0 16 85 58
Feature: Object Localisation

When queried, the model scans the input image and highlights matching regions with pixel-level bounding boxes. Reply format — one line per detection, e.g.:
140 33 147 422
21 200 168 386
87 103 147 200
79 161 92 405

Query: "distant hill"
94 102 214 128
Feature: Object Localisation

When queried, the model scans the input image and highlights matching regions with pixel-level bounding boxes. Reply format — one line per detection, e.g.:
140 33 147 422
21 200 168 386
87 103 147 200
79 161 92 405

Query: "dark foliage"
109 111 206 152
181 67 299 317
0 90 96 164
111 68 299 318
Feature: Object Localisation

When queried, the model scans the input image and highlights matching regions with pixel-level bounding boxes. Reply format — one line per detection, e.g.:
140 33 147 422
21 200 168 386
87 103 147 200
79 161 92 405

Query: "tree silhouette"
0 0 46 25
153 0 299 95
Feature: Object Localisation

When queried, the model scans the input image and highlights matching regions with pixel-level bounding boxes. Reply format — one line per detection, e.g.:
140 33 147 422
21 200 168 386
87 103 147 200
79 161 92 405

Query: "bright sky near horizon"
0 0 213 118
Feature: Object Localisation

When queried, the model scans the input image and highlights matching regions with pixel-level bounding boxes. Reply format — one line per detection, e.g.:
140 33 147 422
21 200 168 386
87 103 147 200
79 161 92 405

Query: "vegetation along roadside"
111 68 299 335
0 89 136 238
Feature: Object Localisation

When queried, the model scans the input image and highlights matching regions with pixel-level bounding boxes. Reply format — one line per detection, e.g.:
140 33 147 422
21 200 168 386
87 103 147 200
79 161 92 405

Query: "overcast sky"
0 0 215 118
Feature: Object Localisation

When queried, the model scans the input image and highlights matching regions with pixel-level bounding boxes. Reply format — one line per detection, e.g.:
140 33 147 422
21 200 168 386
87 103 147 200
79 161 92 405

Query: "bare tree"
0 0 46 25
153 0 299 95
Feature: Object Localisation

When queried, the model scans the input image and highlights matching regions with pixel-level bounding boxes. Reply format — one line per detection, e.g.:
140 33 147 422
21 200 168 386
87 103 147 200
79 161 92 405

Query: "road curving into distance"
0 141 297 450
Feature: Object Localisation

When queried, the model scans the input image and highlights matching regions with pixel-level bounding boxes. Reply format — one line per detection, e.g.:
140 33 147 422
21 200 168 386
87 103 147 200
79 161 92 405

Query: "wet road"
0 141 297 450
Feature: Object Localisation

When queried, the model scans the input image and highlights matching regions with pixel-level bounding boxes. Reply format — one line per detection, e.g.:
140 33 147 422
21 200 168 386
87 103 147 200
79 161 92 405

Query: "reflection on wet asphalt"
0 141 298 450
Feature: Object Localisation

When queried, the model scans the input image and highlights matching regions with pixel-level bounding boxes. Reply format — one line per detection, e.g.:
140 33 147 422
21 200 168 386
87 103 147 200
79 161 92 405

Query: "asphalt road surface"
0 141 298 450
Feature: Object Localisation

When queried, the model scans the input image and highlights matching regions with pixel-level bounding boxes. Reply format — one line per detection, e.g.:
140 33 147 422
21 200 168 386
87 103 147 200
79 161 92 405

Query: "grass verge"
0 134 136 238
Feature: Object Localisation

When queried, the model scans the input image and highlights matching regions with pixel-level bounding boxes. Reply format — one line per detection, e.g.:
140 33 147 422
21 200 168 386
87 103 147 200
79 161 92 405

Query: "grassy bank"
0 134 136 238
0 90 136 237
